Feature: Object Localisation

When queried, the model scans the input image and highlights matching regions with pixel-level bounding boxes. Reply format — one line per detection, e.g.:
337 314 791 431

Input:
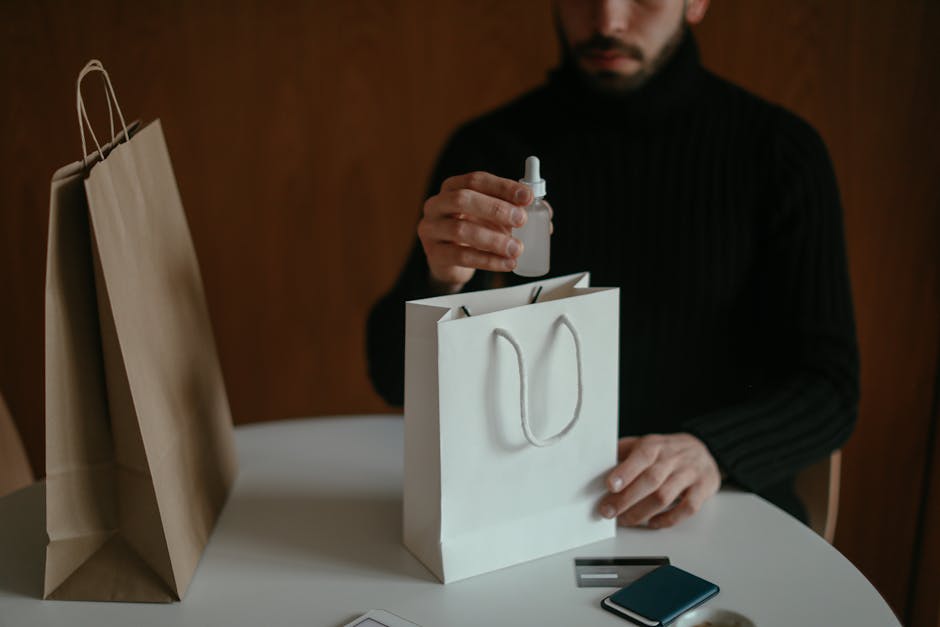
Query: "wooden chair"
795 450 842 543
0 390 34 497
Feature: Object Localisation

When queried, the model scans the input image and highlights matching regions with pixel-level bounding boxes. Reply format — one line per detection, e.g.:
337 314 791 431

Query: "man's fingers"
602 460 675 518
646 494 696 529
606 439 659 493
617 470 694 527
419 216 522 259
617 437 639 462
426 241 517 273
600 433 721 527
441 171 532 207
428 188 527 228
647 482 712 529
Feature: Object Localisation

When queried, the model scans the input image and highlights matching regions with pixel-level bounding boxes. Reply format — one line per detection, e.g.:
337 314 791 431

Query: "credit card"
574 557 670 588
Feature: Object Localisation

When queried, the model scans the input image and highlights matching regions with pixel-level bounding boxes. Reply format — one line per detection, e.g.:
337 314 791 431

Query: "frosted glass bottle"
513 156 551 277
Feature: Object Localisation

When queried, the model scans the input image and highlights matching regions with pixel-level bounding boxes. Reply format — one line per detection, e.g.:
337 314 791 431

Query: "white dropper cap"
519 155 546 198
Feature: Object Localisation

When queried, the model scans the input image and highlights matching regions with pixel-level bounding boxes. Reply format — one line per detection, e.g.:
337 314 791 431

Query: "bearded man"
367 0 859 529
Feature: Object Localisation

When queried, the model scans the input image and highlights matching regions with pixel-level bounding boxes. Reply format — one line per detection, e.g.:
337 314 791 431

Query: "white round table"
0 416 899 626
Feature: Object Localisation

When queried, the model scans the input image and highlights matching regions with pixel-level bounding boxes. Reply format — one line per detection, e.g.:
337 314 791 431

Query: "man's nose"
595 0 631 37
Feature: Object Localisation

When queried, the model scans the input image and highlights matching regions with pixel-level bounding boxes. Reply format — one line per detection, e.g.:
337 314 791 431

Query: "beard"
571 22 687 94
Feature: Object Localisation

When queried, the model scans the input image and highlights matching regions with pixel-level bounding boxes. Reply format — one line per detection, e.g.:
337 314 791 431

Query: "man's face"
556 0 708 93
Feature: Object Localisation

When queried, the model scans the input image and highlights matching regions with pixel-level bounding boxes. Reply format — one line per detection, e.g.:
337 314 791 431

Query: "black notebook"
600 564 719 626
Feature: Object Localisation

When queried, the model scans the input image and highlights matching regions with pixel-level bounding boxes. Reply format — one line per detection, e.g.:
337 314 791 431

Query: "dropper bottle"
513 156 551 277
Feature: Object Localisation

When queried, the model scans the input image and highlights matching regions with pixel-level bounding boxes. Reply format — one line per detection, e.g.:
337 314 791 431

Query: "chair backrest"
794 450 842 543
0 390 34 497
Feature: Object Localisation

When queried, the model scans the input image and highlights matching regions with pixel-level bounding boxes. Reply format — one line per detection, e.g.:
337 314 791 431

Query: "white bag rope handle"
76 59 130 166
493 314 584 448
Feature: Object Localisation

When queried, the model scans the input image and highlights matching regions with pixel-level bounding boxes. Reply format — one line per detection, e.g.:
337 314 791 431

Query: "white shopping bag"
404 272 619 583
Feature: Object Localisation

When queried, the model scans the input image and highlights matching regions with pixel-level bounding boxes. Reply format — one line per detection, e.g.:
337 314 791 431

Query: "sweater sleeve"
681 113 860 492
366 125 494 406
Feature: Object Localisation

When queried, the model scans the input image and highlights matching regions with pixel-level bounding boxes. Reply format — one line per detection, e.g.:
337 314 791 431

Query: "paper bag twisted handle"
493 314 584 448
76 59 130 167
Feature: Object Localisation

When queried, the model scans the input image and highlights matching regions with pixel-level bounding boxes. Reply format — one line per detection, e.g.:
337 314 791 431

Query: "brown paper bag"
43 60 237 602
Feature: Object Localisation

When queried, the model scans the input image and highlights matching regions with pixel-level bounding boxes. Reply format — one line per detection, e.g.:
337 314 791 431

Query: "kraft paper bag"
404 272 619 583
43 60 237 602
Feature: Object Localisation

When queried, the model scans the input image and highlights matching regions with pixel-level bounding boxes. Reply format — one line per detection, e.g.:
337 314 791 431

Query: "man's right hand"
418 171 533 294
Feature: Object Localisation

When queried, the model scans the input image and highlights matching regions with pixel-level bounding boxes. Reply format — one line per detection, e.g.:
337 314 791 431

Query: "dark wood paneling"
1 0 937 620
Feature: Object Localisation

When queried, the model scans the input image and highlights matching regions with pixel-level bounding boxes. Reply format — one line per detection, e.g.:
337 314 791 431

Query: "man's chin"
580 67 653 95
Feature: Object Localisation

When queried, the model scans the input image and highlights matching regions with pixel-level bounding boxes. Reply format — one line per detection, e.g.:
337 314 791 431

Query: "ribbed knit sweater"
366 32 859 520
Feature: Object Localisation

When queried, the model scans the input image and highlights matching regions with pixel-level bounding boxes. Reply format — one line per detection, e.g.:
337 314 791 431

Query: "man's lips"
581 49 636 69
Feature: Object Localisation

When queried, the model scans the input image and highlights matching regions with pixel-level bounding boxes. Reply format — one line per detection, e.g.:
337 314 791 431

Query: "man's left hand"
597 433 722 529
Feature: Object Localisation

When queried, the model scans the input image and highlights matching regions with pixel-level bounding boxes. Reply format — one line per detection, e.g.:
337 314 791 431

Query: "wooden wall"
1 1 937 623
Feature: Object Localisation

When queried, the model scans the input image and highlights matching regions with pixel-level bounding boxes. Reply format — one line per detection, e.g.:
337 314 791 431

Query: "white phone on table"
342 609 422 627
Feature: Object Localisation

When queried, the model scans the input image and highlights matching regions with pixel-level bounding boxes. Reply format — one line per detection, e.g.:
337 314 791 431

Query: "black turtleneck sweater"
366 33 859 520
